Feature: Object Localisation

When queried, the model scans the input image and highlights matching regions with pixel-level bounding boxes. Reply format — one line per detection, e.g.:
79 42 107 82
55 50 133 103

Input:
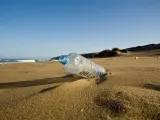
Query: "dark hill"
124 43 160 52
50 43 160 60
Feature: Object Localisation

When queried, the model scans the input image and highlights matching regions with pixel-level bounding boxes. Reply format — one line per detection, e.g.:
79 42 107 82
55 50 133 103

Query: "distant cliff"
50 43 160 60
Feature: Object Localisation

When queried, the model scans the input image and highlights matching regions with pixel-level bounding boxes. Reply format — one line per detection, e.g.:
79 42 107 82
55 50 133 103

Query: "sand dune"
0 56 160 120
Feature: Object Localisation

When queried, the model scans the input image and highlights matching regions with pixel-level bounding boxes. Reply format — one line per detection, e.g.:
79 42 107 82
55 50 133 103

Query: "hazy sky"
0 0 160 59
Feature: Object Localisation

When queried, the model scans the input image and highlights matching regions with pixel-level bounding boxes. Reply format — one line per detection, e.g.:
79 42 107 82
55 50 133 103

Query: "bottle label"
79 70 92 78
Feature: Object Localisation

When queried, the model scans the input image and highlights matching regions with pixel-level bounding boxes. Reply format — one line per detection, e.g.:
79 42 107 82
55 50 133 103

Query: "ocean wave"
0 59 36 64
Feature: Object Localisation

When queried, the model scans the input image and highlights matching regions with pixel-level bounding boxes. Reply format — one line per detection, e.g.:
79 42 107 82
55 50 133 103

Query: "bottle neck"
59 55 69 65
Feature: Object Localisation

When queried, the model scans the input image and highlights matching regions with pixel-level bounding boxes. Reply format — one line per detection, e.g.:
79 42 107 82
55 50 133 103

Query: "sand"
0 56 160 120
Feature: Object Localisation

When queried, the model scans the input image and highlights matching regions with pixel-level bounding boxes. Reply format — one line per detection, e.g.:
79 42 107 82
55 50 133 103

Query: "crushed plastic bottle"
59 53 107 80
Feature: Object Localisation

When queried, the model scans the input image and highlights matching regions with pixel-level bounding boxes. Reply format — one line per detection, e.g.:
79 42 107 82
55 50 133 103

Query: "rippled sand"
0 56 160 120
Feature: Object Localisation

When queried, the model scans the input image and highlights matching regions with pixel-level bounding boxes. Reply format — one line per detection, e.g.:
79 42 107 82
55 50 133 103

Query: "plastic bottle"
58 53 106 79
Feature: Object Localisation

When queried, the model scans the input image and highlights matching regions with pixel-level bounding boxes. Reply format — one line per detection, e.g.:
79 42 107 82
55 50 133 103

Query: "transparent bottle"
59 53 106 79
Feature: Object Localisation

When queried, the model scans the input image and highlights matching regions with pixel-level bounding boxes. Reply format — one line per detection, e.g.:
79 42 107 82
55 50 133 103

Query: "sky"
0 0 160 59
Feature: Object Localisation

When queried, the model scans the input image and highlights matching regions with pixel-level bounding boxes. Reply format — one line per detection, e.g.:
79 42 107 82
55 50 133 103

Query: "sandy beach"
0 56 160 120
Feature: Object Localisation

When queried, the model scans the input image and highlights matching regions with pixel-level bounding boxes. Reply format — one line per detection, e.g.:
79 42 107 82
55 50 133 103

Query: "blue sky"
0 0 160 59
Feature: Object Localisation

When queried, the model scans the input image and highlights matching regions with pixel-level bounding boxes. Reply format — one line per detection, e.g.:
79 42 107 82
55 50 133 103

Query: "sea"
0 58 48 64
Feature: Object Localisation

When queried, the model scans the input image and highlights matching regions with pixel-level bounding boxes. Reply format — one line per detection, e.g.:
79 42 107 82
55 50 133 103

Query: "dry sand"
0 56 160 120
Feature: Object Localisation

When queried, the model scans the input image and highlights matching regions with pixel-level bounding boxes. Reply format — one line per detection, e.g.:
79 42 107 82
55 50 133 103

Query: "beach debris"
135 57 139 60
59 53 107 83
109 72 112 75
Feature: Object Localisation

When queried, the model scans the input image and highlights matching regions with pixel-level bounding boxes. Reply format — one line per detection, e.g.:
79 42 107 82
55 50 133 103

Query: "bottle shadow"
0 74 82 89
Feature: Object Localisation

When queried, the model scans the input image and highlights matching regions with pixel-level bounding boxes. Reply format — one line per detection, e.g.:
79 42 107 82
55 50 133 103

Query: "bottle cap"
59 55 69 65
